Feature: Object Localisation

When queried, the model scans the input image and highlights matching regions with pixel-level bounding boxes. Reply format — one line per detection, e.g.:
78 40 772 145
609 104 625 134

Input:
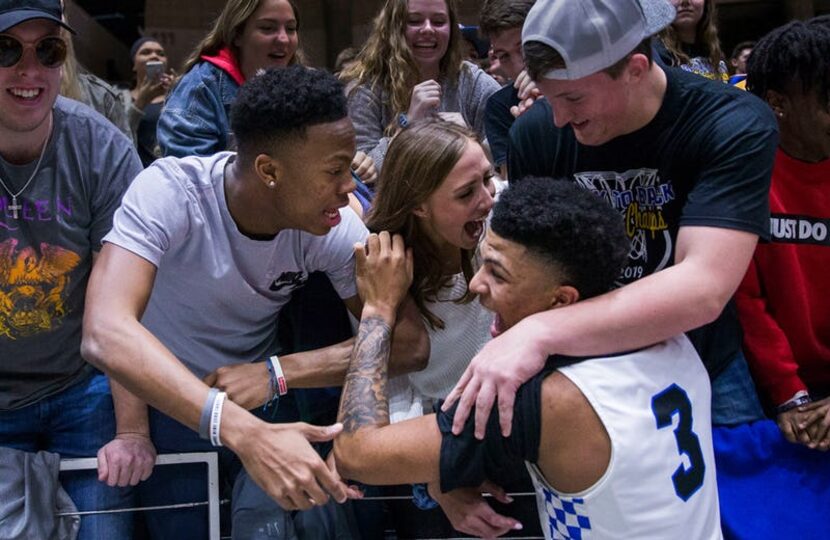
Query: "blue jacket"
157 61 240 158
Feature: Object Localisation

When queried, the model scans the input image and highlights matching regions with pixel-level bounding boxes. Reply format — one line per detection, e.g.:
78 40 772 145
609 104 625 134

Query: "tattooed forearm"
339 315 393 433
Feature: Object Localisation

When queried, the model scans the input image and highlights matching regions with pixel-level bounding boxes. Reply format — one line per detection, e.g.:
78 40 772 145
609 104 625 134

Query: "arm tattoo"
339 315 392 433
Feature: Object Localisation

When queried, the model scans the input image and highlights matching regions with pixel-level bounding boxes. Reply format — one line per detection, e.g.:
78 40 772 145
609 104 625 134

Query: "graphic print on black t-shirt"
573 168 676 285
0 238 80 339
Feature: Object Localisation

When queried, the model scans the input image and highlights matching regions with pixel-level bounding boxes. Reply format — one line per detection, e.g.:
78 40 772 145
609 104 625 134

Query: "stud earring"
268 181 276 188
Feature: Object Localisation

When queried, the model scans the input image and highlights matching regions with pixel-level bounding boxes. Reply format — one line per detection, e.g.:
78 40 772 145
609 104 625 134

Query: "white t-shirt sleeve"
103 160 191 267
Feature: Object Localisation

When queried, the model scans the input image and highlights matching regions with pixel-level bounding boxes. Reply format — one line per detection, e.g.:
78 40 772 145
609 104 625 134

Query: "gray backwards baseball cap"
522 0 676 80
0 0 75 34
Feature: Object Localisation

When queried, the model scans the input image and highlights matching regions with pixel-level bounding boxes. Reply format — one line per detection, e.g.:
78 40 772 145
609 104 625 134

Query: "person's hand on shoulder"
442 315 550 439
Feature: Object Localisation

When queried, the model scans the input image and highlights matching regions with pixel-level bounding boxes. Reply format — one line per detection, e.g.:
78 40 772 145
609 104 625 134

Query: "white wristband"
269 355 288 396
209 391 228 447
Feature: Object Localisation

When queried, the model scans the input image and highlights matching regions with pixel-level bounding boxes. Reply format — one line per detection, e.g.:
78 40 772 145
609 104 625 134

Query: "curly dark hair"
491 178 629 300
231 65 348 158
746 17 830 107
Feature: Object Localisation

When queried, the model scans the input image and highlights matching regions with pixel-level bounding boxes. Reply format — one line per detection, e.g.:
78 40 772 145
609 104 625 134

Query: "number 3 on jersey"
651 383 705 501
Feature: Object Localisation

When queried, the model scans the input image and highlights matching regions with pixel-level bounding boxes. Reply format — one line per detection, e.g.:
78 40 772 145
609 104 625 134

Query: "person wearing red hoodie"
157 0 302 159
737 16 830 448
157 0 376 181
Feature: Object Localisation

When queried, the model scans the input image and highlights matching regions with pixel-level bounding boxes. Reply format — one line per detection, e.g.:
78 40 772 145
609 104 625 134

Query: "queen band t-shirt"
0 97 141 410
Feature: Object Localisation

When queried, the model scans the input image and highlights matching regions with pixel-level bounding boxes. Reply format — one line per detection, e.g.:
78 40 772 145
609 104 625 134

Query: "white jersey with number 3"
527 335 722 540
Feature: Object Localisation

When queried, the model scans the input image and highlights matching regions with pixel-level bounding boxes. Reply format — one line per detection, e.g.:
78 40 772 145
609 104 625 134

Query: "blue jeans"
231 473 345 540
710 350 766 426
138 405 239 539
0 370 134 540
141 393 342 539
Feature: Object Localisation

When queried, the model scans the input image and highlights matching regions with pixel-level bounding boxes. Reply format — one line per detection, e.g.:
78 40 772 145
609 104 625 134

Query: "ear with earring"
254 154 280 189
766 92 786 120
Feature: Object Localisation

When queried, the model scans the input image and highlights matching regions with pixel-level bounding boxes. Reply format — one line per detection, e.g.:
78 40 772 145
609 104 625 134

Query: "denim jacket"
157 61 240 158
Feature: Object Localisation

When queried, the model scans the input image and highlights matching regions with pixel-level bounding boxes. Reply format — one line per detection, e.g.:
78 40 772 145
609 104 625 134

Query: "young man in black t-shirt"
444 0 777 436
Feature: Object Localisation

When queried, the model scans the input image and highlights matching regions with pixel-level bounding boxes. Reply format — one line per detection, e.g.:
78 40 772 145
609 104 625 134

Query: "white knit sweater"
389 272 492 422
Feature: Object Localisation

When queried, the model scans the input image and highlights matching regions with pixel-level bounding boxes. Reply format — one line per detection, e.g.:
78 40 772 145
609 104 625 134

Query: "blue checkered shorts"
542 488 593 540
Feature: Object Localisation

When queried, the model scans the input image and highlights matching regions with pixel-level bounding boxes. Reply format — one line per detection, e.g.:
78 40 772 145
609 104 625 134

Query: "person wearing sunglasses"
0 30 65 69
0 1 152 539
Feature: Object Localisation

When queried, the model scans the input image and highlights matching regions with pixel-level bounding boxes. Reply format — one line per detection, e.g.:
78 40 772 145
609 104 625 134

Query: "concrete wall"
143 0 513 72
76 0 830 80
717 0 830 55
64 0 131 81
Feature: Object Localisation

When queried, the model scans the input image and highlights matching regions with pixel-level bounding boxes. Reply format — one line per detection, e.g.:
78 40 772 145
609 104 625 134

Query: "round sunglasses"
0 35 68 69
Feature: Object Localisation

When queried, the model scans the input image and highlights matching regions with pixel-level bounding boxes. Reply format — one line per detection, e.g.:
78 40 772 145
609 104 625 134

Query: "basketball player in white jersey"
334 178 722 539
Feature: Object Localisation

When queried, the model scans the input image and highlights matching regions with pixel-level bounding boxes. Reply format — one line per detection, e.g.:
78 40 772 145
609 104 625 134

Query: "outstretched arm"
82 243 350 510
333 233 522 537
203 286 428 412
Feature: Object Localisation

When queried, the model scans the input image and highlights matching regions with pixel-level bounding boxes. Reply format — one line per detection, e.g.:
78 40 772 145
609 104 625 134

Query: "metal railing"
57 456 544 540
59 452 220 540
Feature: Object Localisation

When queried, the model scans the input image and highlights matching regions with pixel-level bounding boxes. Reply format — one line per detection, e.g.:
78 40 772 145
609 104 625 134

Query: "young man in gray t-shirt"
83 66 428 536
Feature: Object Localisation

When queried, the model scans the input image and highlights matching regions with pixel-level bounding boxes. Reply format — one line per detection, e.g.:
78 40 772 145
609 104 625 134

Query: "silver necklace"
0 116 52 220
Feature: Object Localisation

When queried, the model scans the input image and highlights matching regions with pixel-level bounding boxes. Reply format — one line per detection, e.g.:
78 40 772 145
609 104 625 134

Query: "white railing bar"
59 452 220 540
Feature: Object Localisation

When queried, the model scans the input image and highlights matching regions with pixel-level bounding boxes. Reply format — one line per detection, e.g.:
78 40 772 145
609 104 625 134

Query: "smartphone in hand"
146 61 164 83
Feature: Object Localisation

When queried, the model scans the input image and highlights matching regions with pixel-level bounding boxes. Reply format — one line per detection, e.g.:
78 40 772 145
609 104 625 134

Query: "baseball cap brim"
0 9 75 34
